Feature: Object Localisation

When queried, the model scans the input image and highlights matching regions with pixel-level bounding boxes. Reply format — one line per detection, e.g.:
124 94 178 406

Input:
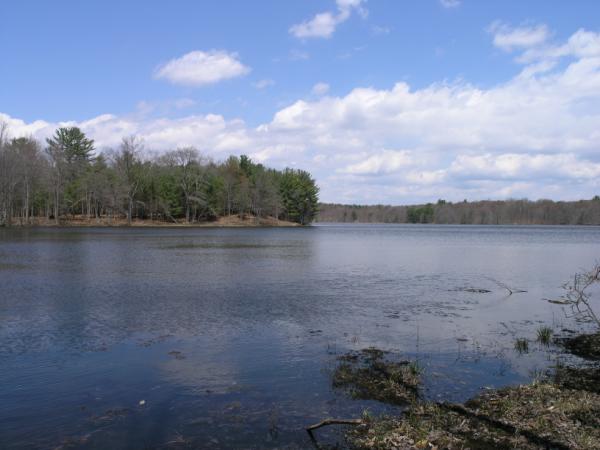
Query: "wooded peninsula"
0 125 319 227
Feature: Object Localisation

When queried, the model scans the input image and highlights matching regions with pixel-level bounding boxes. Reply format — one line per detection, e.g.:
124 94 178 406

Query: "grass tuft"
514 338 529 354
536 326 553 345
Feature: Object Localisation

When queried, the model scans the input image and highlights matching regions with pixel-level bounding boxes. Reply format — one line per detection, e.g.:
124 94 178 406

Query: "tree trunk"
127 195 133 226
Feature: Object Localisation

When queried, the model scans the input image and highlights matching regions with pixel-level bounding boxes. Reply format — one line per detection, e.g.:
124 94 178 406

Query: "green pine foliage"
279 169 320 225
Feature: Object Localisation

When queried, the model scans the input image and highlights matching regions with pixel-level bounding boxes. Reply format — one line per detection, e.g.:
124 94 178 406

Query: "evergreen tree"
279 169 319 225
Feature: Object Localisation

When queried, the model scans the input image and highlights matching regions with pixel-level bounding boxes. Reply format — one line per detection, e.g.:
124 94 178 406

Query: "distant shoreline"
313 221 600 226
318 198 600 226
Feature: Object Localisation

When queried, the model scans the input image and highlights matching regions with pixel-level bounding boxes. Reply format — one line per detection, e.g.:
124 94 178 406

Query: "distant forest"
318 198 600 225
0 124 319 226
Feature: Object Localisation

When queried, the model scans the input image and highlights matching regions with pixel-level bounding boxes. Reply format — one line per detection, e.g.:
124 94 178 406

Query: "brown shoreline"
4 215 302 228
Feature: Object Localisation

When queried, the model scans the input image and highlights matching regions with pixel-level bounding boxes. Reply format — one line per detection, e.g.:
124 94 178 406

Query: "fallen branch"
306 418 363 445
437 402 570 450
486 277 527 296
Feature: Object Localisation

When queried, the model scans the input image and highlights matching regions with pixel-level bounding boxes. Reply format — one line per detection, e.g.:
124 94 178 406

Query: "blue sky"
2 0 600 204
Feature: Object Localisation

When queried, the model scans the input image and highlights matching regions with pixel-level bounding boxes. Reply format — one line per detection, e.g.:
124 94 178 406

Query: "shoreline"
1 215 302 228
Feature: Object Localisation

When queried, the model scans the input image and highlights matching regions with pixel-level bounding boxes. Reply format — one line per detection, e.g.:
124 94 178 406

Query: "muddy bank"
558 332 600 361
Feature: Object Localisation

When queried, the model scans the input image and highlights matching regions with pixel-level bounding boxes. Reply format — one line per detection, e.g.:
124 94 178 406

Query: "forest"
318 197 600 225
0 124 319 226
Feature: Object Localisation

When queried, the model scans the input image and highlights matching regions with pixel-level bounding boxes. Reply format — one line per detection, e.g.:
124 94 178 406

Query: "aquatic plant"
536 326 553 345
361 408 373 422
514 338 529 354
333 348 422 405
407 360 423 377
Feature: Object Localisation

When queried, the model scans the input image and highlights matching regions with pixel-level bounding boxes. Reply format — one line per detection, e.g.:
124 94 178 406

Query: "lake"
1 224 599 449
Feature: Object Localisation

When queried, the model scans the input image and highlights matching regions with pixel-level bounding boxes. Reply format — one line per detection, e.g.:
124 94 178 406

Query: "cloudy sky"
2 0 600 204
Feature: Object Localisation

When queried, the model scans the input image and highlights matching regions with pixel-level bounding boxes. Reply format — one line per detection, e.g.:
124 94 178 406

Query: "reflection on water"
1 224 599 448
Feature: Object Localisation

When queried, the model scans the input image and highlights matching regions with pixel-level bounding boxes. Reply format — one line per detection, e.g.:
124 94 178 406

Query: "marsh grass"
536 326 553 346
514 338 529 354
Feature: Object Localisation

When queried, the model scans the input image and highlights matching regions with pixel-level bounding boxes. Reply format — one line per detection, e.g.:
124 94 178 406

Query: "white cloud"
450 153 600 180
312 82 330 95
440 0 461 8
4 27 600 204
289 0 367 39
154 50 250 86
340 150 415 175
516 28 600 64
488 22 550 52
253 79 275 89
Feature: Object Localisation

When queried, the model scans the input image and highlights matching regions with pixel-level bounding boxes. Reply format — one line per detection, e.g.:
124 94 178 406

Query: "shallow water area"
1 224 599 449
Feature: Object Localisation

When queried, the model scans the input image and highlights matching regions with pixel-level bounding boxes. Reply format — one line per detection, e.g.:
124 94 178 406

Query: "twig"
306 418 363 445
486 277 527 296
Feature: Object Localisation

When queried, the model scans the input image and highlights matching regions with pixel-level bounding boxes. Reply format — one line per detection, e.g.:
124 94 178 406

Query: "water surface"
1 224 599 449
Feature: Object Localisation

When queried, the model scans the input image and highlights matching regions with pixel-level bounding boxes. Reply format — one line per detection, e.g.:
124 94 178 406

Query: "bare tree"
221 156 240 216
0 121 15 226
113 136 144 225
550 263 600 329
164 147 207 223
10 137 43 224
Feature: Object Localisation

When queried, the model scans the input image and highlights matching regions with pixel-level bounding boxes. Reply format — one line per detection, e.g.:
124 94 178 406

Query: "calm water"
1 224 599 449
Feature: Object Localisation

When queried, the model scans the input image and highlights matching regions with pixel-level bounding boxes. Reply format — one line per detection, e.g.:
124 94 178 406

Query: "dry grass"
349 380 600 450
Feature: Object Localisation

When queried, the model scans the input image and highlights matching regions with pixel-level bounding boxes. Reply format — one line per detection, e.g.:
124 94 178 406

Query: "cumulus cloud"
450 153 600 180
312 82 330 95
0 111 251 154
289 0 367 39
3 26 600 204
154 50 250 86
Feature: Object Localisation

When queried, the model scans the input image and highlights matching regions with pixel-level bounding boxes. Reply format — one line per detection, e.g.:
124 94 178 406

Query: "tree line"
0 123 319 226
318 197 600 225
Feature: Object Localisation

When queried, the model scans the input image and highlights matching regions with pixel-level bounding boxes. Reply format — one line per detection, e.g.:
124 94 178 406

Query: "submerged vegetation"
332 348 422 405
0 124 319 226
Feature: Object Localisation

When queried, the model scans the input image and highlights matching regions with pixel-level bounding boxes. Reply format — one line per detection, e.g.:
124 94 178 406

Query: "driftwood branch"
306 418 363 446
437 402 570 450
486 277 527 296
